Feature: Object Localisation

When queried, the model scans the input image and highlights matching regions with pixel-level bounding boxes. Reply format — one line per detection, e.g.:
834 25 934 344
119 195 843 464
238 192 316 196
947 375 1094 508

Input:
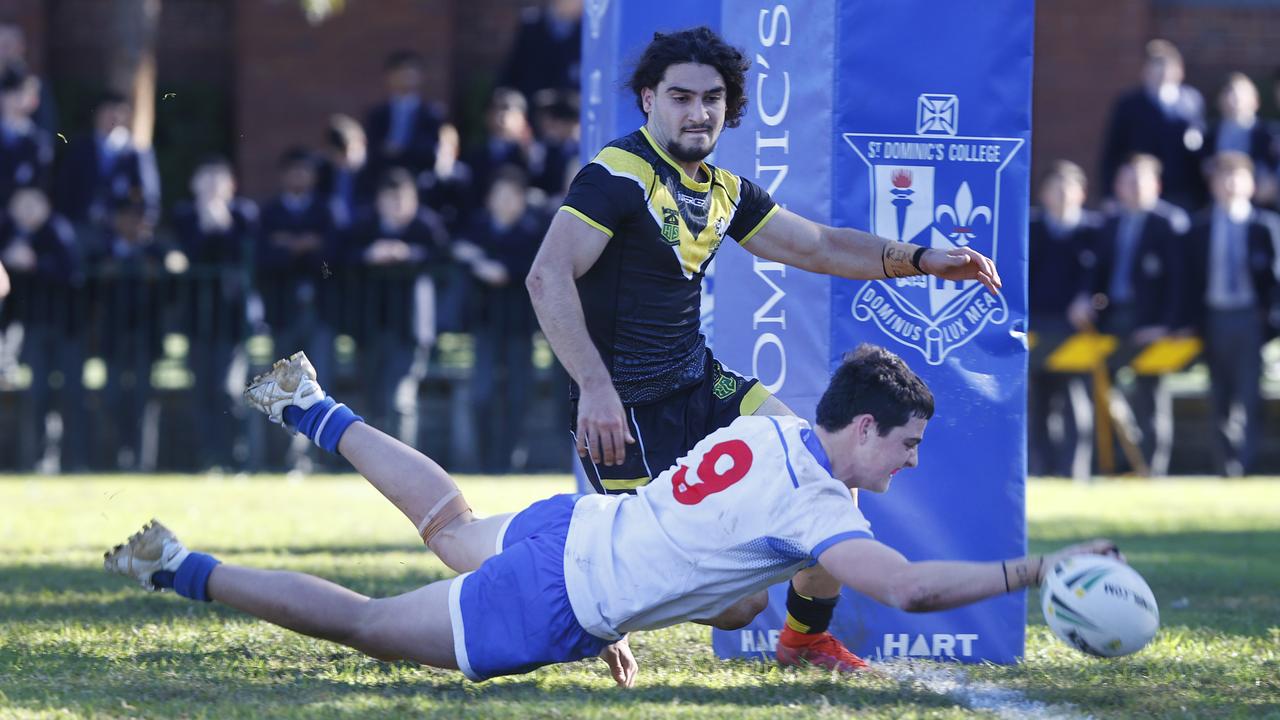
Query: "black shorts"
571 351 771 494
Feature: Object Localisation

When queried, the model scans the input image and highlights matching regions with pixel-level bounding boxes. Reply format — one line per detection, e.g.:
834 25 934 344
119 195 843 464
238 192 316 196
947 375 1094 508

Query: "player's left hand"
598 635 638 688
920 246 1001 294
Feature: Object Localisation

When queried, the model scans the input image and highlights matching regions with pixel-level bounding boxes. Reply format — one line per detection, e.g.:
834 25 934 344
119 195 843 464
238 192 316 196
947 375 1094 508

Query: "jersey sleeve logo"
672 439 754 505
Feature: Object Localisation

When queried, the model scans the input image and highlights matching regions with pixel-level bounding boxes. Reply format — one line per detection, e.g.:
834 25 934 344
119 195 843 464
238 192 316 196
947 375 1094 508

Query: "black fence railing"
0 264 573 474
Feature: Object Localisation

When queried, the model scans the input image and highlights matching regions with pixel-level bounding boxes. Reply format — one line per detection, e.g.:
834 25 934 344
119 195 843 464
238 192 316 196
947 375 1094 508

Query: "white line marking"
875 659 1091 720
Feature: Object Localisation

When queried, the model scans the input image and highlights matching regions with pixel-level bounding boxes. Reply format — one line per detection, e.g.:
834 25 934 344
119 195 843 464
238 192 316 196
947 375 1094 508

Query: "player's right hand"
1038 539 1125 584
577 381 635 466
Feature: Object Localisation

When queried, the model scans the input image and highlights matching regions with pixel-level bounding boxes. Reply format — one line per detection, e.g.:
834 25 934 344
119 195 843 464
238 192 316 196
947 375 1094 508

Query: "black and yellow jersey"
560 127 779 404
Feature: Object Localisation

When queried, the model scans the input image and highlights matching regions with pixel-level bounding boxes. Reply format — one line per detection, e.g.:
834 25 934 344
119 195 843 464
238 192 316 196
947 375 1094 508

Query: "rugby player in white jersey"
104 347 1120 685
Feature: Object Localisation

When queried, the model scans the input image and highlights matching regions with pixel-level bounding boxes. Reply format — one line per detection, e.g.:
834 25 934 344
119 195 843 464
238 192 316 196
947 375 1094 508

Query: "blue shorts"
447 493 609 681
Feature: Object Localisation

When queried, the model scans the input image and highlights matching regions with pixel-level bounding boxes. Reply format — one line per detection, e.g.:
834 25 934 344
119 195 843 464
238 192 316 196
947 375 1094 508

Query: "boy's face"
192 166 234 202
487 180 526 224
95 102 130 136
113 209 152 243
1212 166 1255 205
845 416 926 494
1115 164 1160 210
281 162 315 195
376 183 418 225
387 65 422 96
8 188 49 230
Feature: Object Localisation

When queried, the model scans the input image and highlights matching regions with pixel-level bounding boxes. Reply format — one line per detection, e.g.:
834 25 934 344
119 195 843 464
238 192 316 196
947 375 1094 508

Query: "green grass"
1 475 1277 719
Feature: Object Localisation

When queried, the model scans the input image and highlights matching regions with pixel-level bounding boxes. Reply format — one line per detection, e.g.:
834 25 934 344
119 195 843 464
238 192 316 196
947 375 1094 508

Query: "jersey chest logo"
672 439 754 505
661 207 681 245
648 176 737 279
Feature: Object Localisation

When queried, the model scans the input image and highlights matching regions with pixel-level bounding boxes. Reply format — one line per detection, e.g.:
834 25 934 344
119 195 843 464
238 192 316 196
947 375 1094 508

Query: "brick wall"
233 0 456 198
1032 0 1150 199
27 0 1280 205
1033 0 1280 202
1153 3 1280 112
0 0 48 74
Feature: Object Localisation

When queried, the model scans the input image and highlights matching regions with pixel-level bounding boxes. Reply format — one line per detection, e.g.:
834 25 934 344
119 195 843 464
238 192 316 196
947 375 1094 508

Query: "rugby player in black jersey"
526 26 1001 674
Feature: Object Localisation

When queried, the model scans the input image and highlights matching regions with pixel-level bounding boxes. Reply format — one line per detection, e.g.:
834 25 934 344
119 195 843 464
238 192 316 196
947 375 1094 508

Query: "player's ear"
853 414 876 443
642 87 654 114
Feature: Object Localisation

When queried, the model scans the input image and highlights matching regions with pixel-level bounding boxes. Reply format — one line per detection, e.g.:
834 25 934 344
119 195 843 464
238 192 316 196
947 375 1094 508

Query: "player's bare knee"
425 510 478 571
418 490 474 570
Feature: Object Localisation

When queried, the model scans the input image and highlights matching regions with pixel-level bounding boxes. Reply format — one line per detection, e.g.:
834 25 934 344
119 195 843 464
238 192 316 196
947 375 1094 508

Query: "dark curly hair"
815 345 934 434
628 26 751 129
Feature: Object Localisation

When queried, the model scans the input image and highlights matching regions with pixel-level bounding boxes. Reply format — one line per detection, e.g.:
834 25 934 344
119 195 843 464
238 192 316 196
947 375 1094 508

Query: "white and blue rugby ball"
1041 554 1159 658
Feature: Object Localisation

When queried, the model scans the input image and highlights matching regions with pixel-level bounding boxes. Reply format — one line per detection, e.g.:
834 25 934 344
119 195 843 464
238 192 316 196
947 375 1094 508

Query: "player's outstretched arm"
818 537 1121 612
526 211 634 466
741 207 1001 294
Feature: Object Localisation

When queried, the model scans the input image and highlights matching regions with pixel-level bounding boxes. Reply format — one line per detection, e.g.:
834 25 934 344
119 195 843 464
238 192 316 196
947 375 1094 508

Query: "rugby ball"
1041 554 1159 658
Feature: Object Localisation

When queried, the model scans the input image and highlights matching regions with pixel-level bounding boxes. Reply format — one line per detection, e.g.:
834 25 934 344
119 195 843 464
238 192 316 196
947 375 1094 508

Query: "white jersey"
561 415 873 641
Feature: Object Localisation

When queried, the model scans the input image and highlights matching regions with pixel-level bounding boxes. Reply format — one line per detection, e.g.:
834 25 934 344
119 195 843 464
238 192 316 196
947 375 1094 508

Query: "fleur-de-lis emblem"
934 181 990 246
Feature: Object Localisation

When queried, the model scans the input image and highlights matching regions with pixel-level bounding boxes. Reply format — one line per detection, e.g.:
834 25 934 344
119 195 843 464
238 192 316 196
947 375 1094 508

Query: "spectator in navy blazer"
1101 40 1207 211
1182 152 1280 476
1072 154 1188 476
316 114 374 230
54 92 160 236
0 21 56 135
1028 160 1099 480
0 68 53 208
255 147 341 471
1204 73 1279 208
531 88 580 197
0 187 85 470
461 166 547 473
256 147 339 385
90 196 186 471
345 168 448 445
172 158 258 471
466 87 545 200
498 0 582 102
364 51 443 181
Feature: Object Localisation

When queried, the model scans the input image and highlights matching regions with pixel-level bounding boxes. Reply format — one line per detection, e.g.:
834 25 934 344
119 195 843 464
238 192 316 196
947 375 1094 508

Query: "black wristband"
910 246 927 273
1001 560 1011 593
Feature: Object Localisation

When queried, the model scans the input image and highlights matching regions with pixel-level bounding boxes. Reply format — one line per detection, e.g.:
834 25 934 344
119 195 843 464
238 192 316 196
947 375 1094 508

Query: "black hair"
325 114 364 153
534 88 580 121
815 344 934 434
384 49 423 72
194 154 232 172
277 145 315 170
628 26 750 129
489 164 529 192
94 90 130 112
0 67 25 93
377 166 416 193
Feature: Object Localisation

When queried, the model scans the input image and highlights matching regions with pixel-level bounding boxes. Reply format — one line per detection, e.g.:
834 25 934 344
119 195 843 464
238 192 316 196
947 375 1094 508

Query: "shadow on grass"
0 662 961 715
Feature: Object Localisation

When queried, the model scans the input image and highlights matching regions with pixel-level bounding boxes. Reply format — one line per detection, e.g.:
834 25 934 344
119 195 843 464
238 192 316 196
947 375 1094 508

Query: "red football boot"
775 627 870 672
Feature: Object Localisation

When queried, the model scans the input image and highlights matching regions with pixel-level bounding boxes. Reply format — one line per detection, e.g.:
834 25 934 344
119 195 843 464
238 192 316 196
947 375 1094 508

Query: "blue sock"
282 397 363 453
154 552 220 602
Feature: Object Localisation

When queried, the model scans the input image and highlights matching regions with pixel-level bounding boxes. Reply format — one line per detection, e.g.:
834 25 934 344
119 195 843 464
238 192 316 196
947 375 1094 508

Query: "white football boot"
244 351 327 429
103 520 190 591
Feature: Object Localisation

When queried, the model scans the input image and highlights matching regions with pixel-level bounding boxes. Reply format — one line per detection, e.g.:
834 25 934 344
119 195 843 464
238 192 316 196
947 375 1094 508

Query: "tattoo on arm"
882 242 925 278
1014 558 1035 589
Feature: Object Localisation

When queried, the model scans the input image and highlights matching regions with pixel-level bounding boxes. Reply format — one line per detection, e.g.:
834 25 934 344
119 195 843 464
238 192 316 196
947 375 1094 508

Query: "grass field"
1 475 1277 719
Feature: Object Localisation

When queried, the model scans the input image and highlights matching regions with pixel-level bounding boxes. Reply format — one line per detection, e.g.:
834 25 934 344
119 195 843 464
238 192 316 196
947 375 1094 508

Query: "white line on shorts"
875 659 1091 720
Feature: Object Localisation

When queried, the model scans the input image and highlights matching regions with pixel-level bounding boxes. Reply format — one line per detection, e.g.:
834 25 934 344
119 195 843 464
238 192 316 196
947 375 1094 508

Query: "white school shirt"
561 415 874 641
